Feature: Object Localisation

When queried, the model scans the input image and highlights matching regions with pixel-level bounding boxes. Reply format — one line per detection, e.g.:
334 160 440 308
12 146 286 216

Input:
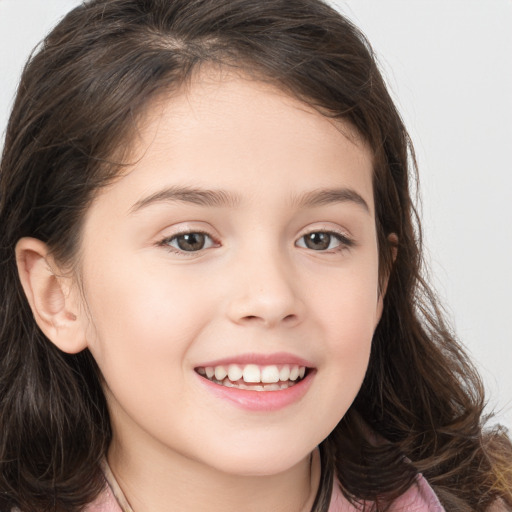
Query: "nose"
225 249 305 329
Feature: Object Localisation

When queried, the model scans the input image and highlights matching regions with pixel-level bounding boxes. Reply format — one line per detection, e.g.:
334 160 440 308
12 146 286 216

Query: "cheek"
310 261 379 410
81 254 214 370
79 259 214 427
314 259 380 342
321 292 375 384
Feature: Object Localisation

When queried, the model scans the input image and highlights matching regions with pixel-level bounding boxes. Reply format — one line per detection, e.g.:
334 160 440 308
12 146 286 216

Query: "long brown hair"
1 1 511 511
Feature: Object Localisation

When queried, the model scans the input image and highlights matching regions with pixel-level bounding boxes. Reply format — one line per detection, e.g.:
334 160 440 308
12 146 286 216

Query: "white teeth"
279 365 290 381
198 363 307 388
214 366 227 381
261 365 280 383
228 364 243 382
243 364 261 383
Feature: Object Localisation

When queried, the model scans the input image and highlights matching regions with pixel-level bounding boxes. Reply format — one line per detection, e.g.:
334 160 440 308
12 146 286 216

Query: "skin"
16 70 386 511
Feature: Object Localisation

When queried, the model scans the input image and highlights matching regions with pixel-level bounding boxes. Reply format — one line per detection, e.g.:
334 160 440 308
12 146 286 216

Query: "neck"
107 435 321 512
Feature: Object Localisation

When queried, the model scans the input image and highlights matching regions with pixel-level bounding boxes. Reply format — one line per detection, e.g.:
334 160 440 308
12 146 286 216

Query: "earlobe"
15 237 87 354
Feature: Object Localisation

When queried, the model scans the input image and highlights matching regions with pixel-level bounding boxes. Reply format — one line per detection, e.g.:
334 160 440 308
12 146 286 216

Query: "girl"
0 0 511 511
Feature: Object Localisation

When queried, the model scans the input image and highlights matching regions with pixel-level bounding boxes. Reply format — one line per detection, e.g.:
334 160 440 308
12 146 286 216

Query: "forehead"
140 68 370 161
90 68 375 217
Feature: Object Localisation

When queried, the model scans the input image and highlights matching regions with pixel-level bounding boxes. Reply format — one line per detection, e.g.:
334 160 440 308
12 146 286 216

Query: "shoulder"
82 484 122 512
388 474 445 512
328 473 445 512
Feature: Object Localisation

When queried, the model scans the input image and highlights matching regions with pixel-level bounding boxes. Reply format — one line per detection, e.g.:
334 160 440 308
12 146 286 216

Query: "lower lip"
196 371 315 411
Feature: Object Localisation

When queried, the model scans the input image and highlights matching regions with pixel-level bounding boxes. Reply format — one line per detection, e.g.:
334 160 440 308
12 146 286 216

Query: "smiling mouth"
195 364 309 391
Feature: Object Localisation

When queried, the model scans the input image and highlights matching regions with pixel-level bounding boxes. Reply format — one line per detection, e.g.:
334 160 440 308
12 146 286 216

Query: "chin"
201 442 313 477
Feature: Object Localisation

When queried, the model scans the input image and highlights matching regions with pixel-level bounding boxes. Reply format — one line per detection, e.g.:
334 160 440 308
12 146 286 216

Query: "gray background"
1 0 511 431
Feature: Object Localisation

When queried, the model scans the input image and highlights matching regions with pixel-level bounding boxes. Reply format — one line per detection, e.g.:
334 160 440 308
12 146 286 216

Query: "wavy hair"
1 1 511 511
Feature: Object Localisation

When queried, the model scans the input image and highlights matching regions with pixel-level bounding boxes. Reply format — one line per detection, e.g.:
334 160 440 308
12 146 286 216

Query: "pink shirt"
84 462 446 512
328 475 445 512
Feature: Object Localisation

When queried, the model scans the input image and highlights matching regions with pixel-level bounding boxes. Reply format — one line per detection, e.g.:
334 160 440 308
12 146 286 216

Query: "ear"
15 237 88 354
375 233 398 325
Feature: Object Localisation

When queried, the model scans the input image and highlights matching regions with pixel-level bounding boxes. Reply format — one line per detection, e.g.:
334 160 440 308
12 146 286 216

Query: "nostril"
239 313 299 326
228 293 304 327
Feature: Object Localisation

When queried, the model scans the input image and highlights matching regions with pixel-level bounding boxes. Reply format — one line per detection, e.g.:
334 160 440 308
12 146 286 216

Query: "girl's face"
77 71 381 476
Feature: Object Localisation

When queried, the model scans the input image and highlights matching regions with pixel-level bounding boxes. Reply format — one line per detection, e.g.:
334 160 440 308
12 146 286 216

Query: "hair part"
1 1 511 511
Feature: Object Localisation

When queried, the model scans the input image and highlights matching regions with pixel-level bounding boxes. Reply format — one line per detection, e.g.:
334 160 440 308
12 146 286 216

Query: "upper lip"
195 352 314 368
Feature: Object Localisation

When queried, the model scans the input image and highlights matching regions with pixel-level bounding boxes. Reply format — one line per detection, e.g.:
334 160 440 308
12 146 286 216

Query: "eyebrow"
129 185 370 214
129 186 241 213
291 187 370 213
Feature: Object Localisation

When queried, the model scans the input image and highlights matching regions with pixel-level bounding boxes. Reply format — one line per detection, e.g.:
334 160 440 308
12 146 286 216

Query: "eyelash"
296 229 354 253
158 230 218 255
157 229 354 255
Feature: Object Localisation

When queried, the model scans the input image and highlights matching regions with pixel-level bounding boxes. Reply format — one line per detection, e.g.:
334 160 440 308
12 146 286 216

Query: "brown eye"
296 231 352 251
164 232 215 252
176 233 206 251
304 232 331 250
